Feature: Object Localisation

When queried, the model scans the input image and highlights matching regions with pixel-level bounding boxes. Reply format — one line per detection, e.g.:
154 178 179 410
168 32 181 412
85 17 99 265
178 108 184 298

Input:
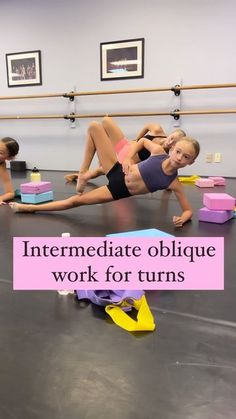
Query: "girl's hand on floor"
173 215 183 227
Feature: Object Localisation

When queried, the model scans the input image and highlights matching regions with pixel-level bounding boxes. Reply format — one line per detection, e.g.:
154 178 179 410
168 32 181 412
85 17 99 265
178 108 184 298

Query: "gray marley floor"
0 170 236 419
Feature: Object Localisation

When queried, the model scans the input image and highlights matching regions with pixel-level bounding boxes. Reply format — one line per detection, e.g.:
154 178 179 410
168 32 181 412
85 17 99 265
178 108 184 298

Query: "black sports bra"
138 134 167 161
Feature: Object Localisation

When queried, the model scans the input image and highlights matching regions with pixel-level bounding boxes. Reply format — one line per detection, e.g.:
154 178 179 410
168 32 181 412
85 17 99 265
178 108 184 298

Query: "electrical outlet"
214 153 222 163
206 153 213 163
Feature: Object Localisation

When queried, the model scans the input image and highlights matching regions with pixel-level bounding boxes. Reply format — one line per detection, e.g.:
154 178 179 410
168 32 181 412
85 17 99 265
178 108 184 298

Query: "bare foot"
9 202 35 213
76 171 92 194
64 173 79 183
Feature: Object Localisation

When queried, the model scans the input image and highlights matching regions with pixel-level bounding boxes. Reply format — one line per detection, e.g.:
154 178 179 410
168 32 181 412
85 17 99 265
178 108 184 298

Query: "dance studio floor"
0 170 236 419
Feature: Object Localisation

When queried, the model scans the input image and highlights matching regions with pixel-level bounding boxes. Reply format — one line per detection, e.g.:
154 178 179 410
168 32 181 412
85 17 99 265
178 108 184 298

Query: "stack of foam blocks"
20 181 53 204
195 176 226 188
198 193 235 224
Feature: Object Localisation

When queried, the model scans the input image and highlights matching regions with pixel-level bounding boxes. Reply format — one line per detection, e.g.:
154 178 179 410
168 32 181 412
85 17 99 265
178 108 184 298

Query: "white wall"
0 0 235 176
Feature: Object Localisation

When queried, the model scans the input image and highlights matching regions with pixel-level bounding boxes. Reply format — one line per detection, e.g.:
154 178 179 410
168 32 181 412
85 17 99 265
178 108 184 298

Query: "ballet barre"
0 109 236 121
0 82 236 101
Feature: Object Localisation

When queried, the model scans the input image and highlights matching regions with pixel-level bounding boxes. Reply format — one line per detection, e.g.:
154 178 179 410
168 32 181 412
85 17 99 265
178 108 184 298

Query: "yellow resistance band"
105 295 156 332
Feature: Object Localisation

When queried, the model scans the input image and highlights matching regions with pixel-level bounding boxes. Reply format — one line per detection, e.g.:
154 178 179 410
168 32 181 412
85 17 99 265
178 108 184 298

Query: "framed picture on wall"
5 50 42 87
100 38 144 81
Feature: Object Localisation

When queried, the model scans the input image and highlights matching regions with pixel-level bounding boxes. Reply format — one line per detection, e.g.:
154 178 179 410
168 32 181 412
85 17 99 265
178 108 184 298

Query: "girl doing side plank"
11 122 199 228
65 116 186 193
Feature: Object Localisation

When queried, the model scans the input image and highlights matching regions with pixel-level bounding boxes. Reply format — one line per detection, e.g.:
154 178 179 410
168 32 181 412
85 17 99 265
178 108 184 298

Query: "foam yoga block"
107 228 174 238
203 193 235 210
198 207 234 224
195 178 214 187
21 191 54 204
20 181 52 194
208 176 226 186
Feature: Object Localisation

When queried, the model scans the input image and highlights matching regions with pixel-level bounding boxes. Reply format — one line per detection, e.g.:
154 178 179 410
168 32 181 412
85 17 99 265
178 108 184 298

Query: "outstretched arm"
170 180 193 227
133 123 164 142
0 164 15 203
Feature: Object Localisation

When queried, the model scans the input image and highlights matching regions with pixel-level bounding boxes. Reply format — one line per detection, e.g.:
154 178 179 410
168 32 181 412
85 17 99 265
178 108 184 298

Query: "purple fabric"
76 290 144 311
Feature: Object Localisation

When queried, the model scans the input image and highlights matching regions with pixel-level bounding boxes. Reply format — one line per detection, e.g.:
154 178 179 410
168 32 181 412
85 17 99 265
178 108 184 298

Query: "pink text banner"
13 237 224 290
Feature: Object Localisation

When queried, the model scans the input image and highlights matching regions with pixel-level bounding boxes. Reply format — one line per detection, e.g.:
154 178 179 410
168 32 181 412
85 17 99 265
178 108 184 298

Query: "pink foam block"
20 181 52 194
195 178 214 187
208 176 226 186
203 193 235 210
198 207 234 224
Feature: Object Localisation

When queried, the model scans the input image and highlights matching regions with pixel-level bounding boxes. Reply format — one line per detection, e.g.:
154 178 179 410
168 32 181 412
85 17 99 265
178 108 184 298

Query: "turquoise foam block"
106 228 174 238
21 190 54 204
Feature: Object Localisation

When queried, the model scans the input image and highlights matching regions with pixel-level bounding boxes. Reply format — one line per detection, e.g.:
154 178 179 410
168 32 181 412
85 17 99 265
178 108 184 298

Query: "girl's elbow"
152 124 162 134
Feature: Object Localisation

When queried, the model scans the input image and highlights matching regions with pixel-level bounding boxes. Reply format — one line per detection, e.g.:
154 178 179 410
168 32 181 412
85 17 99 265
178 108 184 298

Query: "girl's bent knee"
89 120 102 134
102 116 112 128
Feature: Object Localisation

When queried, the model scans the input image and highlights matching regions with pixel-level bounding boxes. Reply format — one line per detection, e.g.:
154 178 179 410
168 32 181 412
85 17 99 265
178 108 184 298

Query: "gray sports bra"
138 154 177 192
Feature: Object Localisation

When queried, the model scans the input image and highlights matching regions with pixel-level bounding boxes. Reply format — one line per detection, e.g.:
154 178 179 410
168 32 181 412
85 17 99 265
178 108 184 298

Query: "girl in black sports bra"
138 134 167 161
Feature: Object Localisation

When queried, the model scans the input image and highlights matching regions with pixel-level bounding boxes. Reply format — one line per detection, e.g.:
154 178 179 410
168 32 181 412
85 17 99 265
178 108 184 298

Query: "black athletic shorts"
107 162 132 200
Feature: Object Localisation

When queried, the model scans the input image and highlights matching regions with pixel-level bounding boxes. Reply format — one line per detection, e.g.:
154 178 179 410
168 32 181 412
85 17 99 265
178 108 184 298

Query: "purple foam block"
198 207 234 224
203 193 235 210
